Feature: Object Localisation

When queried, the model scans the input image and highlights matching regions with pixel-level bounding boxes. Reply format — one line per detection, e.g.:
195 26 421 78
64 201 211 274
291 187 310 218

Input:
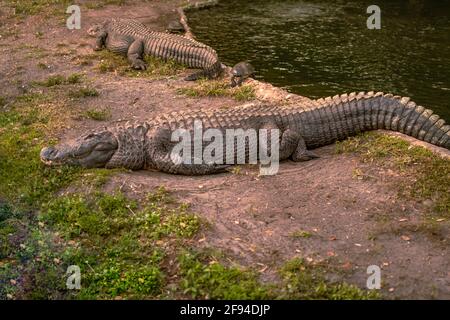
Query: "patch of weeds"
178 79 255 101
0 96 7 107
290 230 313 239
69 87 99 99
85 0 126 9
4 0 71 16
0 206 74 299
42 192 137 238
94 51 185 78
232 85 256 101
39 188 201 299
66 73 83 84
178 250 270 299
336 132 450 216
34 75 65 87
37 62 49 70
83 108 111 121
278 258 379 300
79 259 164 298
33 73 84 87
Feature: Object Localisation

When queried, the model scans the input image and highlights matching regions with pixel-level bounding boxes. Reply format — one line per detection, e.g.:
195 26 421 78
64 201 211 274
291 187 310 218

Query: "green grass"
0 97 80 207
278 258 379 300
85 0 126 9
4 0 71 16
0 90 115 208
290 230 313 239
336 132 450 216
69 87 99 99
93 51 185 78
33 73 84 87
66 73 83 84
83 108 111 121
39 187 200 299
178 250 270 299
177 79 256 101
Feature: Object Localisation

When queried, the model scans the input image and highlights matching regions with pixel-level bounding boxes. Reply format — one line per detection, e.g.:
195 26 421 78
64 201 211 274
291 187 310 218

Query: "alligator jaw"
40 131 119 168
40 146 77 166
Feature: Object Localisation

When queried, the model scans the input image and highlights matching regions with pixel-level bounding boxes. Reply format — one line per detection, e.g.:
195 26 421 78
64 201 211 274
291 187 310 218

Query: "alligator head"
41 125 149 170
40 130 118 168
87 22 106 37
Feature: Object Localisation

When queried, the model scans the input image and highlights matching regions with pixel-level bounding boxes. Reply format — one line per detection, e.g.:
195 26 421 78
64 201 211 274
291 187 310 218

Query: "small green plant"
279 258 379 300
69 87 99 99
35 75 65 87
33 73 84 87
178 79 256 101
83 108 111 121
290 230 313 238
37 62 49 70
178 251 269 299
67 73 83 84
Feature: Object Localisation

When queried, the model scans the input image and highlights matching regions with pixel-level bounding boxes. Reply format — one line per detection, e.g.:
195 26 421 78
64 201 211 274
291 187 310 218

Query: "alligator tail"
307 92 450 149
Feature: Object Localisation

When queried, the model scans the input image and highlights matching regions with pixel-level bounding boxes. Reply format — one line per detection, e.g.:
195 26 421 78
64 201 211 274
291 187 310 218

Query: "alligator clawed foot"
132 62 147 70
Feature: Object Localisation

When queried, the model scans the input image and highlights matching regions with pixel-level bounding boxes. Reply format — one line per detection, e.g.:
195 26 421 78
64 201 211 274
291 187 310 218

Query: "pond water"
188 0 450 122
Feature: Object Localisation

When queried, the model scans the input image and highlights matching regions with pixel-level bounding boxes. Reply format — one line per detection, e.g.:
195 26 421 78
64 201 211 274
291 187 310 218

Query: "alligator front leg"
94 30 107 51
127 39 146 70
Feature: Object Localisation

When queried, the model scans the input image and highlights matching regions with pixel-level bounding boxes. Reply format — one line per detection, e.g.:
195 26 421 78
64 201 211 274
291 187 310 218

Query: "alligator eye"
84 134 95 140
95 143 113 151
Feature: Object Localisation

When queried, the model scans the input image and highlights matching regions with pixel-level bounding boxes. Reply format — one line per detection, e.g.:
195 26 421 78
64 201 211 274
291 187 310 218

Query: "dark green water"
188 0 450 122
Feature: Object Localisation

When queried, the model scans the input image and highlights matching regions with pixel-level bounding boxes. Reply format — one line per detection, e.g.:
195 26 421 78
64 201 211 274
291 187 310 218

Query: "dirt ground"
0 0 449 299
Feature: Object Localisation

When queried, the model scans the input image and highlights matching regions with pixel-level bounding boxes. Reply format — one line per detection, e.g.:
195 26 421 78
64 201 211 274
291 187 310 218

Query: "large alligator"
88 18 222 80
41 92 450 175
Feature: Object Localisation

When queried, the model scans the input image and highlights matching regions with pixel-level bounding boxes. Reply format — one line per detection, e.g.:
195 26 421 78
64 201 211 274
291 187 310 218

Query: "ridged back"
105 18 220 71
147 93 450 150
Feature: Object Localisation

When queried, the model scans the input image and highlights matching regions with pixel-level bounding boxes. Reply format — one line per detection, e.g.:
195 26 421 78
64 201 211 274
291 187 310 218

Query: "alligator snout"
40 147 60 164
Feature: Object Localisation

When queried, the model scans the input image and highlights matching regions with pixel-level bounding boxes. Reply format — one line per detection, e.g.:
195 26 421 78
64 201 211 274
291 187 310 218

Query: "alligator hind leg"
127 39 146 70
291 136 319 162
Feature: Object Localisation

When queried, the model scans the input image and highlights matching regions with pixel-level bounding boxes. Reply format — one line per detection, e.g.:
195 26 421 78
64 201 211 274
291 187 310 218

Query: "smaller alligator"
231 62 255 87
41 92 450 175
88 18 222 80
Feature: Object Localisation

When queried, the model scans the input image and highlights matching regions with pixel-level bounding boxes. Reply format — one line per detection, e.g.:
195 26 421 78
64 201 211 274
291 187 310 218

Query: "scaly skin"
41 92 450 175
88 18 222 80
